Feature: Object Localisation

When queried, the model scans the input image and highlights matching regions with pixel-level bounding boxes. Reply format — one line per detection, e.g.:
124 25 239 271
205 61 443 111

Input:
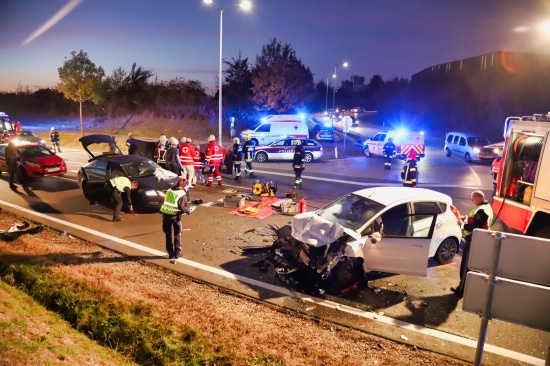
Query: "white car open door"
361 213 437 277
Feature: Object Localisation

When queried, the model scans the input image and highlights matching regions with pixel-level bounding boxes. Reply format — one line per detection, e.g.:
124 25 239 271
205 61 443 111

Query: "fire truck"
492 113 550 239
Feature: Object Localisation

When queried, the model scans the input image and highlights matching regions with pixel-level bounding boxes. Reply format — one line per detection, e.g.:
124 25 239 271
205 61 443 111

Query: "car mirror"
371 232 382 244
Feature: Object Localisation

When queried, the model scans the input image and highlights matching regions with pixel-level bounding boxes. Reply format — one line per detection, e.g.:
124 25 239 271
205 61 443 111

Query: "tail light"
450 205 460 219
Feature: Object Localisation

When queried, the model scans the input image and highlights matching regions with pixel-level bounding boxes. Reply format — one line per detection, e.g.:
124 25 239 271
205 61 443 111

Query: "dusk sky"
1 0 549 95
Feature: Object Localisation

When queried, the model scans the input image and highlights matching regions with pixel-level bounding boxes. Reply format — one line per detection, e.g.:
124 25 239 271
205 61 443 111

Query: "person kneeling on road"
160 178 195 264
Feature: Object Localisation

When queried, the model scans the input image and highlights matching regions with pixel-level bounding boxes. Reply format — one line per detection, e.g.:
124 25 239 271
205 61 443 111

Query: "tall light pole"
204 0 251 146
332 62 349 123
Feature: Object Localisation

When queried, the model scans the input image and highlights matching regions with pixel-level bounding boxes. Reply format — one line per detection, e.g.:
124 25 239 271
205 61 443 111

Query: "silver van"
444 132 494 163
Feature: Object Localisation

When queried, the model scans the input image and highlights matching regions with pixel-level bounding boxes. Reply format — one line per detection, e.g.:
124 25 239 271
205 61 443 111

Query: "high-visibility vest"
464 202 493 236
160 189 187 215
109 176 131 192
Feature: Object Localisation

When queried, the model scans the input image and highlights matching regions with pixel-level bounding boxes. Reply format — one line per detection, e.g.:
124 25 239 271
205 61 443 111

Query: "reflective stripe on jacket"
160 189 187 215
109 176 131 192
464 202 494 236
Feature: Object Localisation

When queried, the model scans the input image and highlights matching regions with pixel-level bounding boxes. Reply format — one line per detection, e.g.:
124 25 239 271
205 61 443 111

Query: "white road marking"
0 199 542 366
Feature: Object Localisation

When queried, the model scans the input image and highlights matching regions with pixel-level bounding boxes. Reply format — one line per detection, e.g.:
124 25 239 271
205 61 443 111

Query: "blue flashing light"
420 131 425 135
397 129 406 136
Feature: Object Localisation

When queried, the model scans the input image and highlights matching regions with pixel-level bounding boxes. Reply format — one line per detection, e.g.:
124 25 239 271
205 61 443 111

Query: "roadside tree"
223 53 254 122
57 50 105 136
251 38 314 113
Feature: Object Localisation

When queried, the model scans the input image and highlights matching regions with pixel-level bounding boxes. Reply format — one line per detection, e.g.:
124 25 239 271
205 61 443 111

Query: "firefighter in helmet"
243 135 255 178
292 139 305 189
232 137 243 181
401 150 418 187
383 137 396 170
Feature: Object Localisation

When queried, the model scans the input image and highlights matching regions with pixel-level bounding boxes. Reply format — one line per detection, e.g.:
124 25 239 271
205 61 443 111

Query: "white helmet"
208 134 216 142
180 136 187 143
187 137 193 143
170 137 179 146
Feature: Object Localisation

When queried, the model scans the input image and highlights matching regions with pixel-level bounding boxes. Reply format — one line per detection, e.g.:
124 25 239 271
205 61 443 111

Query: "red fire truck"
492 113 550 238
0 112 22 132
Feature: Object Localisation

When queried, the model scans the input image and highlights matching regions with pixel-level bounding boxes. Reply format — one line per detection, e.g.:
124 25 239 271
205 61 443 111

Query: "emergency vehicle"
363 130 425 159
492 113 550 239
0 112 22 132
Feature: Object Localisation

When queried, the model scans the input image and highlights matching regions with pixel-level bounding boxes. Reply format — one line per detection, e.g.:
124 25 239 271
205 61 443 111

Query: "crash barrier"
463 229 550 366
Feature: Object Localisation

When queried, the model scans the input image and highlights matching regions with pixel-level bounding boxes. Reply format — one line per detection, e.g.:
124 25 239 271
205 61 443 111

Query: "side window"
274 140 286 147
412 202 443 223
380 203 410 237
256 124 271 133
459 137 466 146
446 134 454 143
453 135 460 144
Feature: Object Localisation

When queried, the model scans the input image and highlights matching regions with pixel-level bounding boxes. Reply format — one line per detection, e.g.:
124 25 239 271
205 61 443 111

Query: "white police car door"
359 205 436 277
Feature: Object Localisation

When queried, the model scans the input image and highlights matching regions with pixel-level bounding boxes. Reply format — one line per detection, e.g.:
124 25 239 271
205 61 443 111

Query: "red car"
0 142 67 183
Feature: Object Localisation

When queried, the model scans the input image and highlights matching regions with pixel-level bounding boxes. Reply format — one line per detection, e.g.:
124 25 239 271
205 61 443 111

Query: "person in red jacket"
192 144 206 187
205 134 223 187
179 137 196 184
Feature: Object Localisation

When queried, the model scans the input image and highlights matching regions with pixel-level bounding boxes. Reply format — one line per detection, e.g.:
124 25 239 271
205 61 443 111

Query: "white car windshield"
316 194 385 231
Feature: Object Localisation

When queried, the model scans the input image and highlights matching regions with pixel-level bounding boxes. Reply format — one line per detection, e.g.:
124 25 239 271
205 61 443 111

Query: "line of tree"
2 38 550 140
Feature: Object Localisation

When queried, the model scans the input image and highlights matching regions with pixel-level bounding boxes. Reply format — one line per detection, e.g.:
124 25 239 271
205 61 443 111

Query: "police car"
254 138 324 163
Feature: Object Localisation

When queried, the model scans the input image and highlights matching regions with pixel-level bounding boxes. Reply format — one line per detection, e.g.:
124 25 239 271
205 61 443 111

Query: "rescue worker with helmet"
205 134 223 187
179 137 196 184
154 134 169 167
292 139 305 189
383 137 396 170
232 137 243 181
243 135 255 178
192 144 206 187
160 178 193 264
451 190 494 297
401 150 418 187
165 137 182 176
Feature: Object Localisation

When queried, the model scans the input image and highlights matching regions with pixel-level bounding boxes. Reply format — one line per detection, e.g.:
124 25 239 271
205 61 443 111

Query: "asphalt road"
1 139 548 366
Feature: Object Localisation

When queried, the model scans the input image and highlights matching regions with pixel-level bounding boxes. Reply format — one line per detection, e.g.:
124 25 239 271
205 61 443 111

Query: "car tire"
304 152 313 163
445 149 451 157
81 179 95 202
364 147 372 157
255 151 268 163
435 237 458 264
17 167 27 184
464 153 472 163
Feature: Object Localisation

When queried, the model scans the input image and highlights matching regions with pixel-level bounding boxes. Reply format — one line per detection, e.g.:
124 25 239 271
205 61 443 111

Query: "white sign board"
341 116 352 133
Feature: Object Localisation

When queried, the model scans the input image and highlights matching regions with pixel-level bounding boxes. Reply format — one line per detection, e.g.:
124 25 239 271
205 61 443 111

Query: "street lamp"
204 0 252 146
332 62 348 126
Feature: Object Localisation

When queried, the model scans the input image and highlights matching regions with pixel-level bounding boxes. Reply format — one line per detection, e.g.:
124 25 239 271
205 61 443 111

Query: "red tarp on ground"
228 197 281 219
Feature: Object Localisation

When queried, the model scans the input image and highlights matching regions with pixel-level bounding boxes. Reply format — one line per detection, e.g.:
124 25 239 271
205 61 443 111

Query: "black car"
17 130 47 146
77 134 179 212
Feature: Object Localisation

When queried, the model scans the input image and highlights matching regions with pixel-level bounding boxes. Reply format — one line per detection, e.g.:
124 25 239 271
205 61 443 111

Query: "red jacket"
179 142 196 166
206 141 224 165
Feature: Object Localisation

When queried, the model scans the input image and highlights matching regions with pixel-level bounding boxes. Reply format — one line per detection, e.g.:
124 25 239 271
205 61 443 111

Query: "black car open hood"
79 134 121 160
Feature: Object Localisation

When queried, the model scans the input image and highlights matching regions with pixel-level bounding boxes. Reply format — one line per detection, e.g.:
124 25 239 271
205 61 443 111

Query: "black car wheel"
445 148 451 157
464 153 472 163
304 152 313 163
255 151 268 163
435 237 458 264
81 179 96 202
364 147 372 157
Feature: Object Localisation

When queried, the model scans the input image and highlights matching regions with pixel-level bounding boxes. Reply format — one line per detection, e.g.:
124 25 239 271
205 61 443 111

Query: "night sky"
1 0 549 94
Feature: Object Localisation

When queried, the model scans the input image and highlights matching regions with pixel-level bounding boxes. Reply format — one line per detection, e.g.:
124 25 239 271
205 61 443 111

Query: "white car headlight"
473 147 481 153
25 161 41 168
145 190 158 196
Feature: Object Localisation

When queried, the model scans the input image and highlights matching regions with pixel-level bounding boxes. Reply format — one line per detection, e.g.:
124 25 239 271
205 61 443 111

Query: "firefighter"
154 134 169 166
292 139 305 189
165 137 182 176
243 135 255 178
451 190 494 297
192 144 206 187
401 150 418 187
108 175 138 222
50 127 61 153
179 137 196 184
232 137 243 181
160 178 193 264
205 134 223 187
383 137 395 170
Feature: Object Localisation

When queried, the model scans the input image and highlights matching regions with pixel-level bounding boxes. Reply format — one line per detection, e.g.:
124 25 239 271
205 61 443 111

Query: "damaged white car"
257 187 462 292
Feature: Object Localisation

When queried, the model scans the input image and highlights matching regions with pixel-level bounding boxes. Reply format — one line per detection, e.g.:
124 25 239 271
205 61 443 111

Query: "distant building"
411 51 550 83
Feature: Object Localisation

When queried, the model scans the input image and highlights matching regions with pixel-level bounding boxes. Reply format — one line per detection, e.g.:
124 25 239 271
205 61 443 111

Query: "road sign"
341 116 352 133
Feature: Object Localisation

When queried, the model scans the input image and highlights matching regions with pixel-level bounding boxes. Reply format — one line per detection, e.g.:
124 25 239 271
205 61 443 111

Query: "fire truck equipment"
251 180 277 196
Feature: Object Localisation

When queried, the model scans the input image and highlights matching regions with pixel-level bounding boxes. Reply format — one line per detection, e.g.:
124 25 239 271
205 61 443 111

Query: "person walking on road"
108 175 138 222
165 137 182 176
383 137 396 170
243 135 255 178
5 140 18 190
205 134 224 187
292 139 305 189
401 150 418 187
50 127 61 153
160 178 194 264
451 190 493 296
232 137 243 181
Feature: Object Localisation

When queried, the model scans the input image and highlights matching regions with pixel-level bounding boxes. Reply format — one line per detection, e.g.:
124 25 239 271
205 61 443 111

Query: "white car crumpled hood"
291 212 347 247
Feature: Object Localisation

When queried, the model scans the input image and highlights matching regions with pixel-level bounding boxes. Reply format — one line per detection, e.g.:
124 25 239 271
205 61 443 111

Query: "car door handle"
436 221 443 228
410 244 423 248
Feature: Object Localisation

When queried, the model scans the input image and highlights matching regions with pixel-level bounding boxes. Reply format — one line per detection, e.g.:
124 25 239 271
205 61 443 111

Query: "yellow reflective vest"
464 202 493 236
160 188 187 215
